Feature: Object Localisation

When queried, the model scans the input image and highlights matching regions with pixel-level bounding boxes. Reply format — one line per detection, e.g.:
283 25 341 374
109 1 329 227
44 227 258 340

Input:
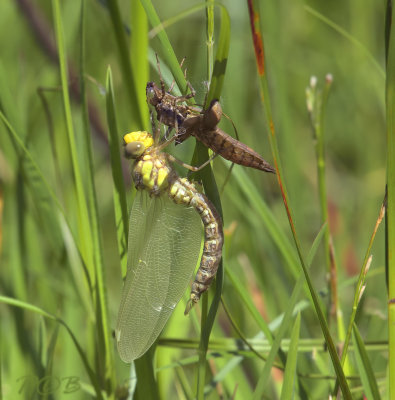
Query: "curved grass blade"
106 0 144 129
140 0 188 93
352 323 381 400
280 313 301 400
334 197 386 395
0 62 65 260
385 2 395 397
79 2 115 389
105 67 129 276
116 191 202 362
52 0 94 277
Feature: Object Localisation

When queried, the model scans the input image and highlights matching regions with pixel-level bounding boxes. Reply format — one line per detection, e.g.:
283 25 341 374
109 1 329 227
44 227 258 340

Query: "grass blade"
280 312 301 400
79 0 115 390
105 67 129 277
52 0 94 278
106 0 144 129
130 0 150 130
195 7 230 399
140 0 189 93
352 323 381 400
385 2 395 397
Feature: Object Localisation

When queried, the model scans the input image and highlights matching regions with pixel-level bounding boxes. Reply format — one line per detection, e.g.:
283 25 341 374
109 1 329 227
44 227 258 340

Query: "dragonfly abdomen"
168 179 223 315
197 127 276 173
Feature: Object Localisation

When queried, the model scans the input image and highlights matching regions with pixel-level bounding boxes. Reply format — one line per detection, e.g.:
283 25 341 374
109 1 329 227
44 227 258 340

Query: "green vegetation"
0 1 391 399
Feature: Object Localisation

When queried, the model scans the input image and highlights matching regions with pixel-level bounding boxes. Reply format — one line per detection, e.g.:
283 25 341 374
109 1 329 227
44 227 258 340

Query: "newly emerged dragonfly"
116 130 223 362
146 57 276 173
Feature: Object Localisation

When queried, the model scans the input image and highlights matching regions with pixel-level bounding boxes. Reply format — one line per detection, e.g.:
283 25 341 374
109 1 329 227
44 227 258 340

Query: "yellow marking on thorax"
141 160 153 179
157 168 169 187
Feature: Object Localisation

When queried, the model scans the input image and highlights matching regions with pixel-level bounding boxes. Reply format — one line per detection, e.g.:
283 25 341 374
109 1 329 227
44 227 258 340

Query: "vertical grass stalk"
130 0 150 130
52 0 95 285
107 0 144 129
79 0 115 390
306 76 347 376
385 1 395 397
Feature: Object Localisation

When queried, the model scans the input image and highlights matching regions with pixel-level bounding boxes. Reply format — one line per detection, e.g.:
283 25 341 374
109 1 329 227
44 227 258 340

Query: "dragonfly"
146 56 276 173
116 130 223 362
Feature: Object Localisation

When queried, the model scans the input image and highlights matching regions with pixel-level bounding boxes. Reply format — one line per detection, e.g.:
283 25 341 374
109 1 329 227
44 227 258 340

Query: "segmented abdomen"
197 127 276 173
169 177 223 314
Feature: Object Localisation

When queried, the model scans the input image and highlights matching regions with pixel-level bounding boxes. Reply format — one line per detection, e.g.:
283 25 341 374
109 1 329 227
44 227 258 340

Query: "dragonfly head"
146 82 162 106
123 131 154 159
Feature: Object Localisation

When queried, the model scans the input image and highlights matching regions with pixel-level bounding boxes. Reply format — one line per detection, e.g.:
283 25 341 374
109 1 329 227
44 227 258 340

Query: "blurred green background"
0 0 388 399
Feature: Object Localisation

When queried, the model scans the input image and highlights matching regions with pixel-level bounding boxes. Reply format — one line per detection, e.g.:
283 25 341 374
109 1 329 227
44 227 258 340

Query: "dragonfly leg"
176 81 196 103
168 79 175 93
163 126 173 141
155 134 177 152
186 81 196 98
155 53 166 94
180 56 186 71
168 153 218 172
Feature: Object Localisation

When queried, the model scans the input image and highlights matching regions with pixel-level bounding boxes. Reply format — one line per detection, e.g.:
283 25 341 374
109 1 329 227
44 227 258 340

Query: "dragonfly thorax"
133 152 172 196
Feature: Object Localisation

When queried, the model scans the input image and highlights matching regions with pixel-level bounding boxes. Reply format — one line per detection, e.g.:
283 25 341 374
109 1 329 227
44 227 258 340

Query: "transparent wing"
116 190 202 362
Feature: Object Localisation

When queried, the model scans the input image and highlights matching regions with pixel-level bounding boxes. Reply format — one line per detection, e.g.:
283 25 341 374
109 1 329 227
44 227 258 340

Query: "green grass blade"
229 165 299 279
195 7 230 399
105 67 129 277
0 112 64 228
205 6 230 106
352 324 381 400
134 348 160 400
52 0 94 278
130 0 150 130
79 1 115 389
0 62 65 257
140 0 189 93
306 77 333 289
252 275 303 400
226 266 273 343
106 0 144 129
385 2 395 397
205 0 215 80
334 199 385 394
280 312 301 400
307 76 349 377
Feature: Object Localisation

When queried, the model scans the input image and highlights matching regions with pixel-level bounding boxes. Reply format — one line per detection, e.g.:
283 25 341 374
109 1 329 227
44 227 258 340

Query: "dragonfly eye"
146 82 159 105
124 141 146 159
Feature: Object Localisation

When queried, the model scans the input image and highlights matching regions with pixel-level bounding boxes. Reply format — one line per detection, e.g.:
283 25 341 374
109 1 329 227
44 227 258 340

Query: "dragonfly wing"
116 190 202 362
